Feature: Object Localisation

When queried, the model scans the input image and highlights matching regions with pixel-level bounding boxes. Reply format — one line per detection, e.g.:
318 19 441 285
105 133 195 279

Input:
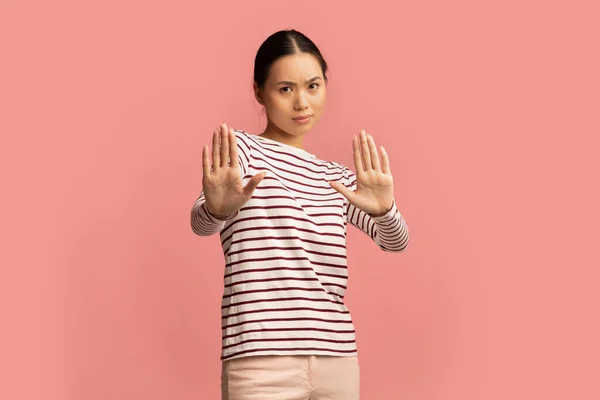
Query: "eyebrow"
276 76 322 85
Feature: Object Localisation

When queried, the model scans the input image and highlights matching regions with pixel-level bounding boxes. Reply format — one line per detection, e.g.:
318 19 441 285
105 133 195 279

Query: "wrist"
205 205 231 221
368 200 395 217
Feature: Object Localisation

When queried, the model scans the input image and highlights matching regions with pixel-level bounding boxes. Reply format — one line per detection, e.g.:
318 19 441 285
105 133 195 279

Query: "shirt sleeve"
344 167 410 252
190 130 252 236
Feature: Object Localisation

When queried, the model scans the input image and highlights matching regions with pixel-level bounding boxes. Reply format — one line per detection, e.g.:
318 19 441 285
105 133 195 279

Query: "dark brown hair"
253 29 329 89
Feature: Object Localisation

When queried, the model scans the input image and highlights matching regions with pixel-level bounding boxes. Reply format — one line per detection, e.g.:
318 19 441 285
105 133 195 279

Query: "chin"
274 122 308 135
289 124 314 135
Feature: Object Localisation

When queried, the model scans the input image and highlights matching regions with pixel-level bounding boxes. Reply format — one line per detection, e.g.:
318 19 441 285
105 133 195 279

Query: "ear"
253 82 264 105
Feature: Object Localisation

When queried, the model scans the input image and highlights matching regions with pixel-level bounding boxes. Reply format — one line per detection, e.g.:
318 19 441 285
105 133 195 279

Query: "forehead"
268 53 322 82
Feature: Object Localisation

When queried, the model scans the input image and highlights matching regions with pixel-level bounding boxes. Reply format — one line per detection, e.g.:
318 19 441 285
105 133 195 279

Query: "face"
254 52 327 139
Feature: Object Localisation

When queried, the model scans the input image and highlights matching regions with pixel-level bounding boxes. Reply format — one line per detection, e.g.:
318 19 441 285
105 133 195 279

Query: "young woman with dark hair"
191 29 409 400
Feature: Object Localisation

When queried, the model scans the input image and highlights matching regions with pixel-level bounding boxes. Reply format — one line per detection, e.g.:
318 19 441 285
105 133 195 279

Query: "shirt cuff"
369 200 399 224
202 203 239 222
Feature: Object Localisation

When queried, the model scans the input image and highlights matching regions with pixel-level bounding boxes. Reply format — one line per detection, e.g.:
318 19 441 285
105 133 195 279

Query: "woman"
191 29 409 400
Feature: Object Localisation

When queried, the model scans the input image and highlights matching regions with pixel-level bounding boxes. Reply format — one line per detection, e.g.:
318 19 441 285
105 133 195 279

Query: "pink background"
2 0 599 399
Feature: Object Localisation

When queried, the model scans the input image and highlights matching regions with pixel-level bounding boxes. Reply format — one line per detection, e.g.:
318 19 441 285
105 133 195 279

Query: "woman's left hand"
329 130 394 217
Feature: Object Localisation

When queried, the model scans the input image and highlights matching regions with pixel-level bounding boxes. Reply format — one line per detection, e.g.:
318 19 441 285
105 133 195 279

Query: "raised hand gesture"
329 130 394 217
202 123 267 220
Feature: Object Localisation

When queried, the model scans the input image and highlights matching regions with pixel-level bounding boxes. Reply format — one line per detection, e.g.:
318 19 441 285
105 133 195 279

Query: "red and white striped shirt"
191 130 409 361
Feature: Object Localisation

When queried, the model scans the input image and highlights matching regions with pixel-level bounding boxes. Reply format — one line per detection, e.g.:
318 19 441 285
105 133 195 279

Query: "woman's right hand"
202 123 267 220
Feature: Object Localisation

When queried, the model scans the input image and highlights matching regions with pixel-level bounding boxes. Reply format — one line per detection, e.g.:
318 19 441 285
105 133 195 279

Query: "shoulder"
320 159 353 184
325 159 352 174
327 160 346 170
233 128 251 141
232 129 254 149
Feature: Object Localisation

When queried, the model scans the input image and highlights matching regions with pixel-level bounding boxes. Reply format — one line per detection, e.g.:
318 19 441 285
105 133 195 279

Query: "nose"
294 91 309 110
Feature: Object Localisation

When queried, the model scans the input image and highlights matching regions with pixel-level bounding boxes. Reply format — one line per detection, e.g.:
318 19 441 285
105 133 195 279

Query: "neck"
259 119 305 149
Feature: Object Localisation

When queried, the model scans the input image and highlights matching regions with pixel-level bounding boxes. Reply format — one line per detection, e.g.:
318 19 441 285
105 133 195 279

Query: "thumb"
242 171 268 197
329 181 354 201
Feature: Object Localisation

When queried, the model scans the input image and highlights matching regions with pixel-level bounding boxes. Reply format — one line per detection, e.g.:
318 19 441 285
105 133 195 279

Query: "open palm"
202 123 266 219
329 130 394 217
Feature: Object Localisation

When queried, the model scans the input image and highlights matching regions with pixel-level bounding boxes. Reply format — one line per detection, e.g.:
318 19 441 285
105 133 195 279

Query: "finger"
220 123 229 167
367 134 380 171
202 145 211 176
381 145 391 174
353 135 365 174
360 130 372 170
242 172 267 197
212 129 220 171
329 181 354 201
228 127 239 169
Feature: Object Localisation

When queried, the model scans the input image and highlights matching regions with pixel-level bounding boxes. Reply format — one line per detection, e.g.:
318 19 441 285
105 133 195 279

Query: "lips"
293 115 312 120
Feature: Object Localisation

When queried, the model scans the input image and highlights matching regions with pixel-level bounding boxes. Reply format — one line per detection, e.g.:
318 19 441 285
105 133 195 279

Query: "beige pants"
221 354 360 400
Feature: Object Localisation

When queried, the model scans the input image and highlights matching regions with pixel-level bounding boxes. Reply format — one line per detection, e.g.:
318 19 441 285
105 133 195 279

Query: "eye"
309 83 320 90
280 87 291 93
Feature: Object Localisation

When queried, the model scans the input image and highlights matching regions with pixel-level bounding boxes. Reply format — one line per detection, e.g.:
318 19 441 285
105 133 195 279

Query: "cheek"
264 97 293 124
264 95 286 113
312 92 326 111
274 99 292 119
270 93 288 105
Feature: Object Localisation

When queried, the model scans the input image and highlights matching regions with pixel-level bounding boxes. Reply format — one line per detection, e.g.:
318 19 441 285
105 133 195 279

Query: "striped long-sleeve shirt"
191 130 409 361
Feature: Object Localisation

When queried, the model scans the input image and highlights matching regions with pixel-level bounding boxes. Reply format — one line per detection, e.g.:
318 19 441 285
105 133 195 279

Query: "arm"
329 130 409 253
190 192 229 236
190 129 253 236
345 169 409 252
